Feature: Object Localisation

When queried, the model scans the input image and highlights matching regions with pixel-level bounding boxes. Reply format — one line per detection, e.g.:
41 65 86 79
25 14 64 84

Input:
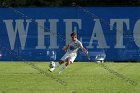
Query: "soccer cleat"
48 68 55 72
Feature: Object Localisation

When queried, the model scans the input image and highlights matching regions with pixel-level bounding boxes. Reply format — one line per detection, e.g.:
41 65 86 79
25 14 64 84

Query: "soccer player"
49 32 88 74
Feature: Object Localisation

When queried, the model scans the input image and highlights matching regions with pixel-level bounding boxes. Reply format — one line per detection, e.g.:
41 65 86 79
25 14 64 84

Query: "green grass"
0 62 139 93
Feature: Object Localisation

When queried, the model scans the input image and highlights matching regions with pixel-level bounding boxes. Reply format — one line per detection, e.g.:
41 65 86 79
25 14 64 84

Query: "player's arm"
81 47 88 54
79 42 88 54
63 42 69 52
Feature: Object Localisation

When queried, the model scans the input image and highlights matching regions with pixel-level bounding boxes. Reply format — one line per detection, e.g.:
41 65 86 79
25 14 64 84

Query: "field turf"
0 62 139 93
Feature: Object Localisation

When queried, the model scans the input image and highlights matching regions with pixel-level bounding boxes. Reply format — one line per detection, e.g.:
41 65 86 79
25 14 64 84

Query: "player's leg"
65 59 73 66
54 60 64 68
59 54 76 74
58 58 73 74
49 53 68 72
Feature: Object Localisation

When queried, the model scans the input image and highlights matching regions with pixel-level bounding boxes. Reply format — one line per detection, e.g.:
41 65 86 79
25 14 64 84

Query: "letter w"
3 19 31 50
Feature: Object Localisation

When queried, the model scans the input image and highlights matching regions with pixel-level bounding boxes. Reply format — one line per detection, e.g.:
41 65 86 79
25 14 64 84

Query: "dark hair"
71 32 77 37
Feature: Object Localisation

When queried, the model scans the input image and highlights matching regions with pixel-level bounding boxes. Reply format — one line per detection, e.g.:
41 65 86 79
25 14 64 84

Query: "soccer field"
0 62 139 93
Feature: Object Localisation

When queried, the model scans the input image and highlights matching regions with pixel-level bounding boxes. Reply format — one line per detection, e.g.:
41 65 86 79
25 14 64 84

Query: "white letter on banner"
133 19 140 48
110 19 129 48
63 19 82 44
3 19 31 50
35 19 59 49
87 19 109 48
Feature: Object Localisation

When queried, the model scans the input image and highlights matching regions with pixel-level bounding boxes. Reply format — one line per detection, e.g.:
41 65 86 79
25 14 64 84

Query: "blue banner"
0 7 140 61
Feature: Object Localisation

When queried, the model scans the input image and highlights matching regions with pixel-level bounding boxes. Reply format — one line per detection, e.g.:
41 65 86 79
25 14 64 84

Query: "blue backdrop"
0 7 140 61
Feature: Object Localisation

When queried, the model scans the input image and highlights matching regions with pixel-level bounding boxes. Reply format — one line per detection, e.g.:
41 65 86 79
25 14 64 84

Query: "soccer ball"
49 61 55 68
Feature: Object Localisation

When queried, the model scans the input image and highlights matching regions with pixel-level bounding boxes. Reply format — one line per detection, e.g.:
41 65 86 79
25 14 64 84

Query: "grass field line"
5 48 68 87
97 63 137 86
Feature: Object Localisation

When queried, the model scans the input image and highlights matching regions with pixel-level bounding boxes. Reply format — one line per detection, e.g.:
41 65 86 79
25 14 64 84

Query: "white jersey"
67 39 83 54
60 39 83 62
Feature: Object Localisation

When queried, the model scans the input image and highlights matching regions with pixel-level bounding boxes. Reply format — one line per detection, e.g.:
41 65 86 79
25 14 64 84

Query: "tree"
0 0 140 7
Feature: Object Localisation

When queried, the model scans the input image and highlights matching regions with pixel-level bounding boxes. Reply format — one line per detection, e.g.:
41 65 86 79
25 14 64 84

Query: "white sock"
59 65 67 74
55 62 60 68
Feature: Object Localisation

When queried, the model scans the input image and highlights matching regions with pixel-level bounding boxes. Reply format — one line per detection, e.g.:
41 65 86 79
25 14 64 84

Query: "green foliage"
0 0 140 7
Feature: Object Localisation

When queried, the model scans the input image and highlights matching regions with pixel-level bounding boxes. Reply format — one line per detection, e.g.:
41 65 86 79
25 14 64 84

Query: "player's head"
71 32 77 41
